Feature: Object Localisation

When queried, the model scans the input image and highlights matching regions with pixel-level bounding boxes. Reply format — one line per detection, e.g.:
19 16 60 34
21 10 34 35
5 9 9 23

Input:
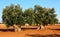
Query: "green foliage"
2 4 59 27
34 5 58 25
23 8 35 25
2 4 24 27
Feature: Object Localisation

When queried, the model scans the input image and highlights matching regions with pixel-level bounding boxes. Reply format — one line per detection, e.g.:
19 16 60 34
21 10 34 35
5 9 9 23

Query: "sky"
0 0 60 22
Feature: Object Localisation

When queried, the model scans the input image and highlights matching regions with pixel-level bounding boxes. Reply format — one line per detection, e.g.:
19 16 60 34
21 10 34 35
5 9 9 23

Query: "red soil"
0 30 60 37
0 24 60 37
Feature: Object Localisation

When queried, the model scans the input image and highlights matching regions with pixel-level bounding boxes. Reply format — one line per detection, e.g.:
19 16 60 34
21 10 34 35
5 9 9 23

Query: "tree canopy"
2 4 58 27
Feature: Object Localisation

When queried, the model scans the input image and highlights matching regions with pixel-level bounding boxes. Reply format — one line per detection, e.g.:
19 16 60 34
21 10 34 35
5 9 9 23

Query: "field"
0 30 60 37
0 24 60 37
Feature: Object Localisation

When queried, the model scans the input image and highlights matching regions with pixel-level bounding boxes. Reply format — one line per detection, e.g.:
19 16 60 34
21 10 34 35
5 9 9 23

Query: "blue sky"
0 0 60 22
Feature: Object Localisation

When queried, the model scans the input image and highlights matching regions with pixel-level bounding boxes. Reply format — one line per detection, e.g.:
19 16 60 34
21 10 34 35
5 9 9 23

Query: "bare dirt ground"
0 30 60 37
0 24 60 37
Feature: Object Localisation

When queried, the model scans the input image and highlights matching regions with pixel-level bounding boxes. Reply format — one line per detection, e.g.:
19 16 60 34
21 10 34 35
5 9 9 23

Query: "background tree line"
2 4 59 27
